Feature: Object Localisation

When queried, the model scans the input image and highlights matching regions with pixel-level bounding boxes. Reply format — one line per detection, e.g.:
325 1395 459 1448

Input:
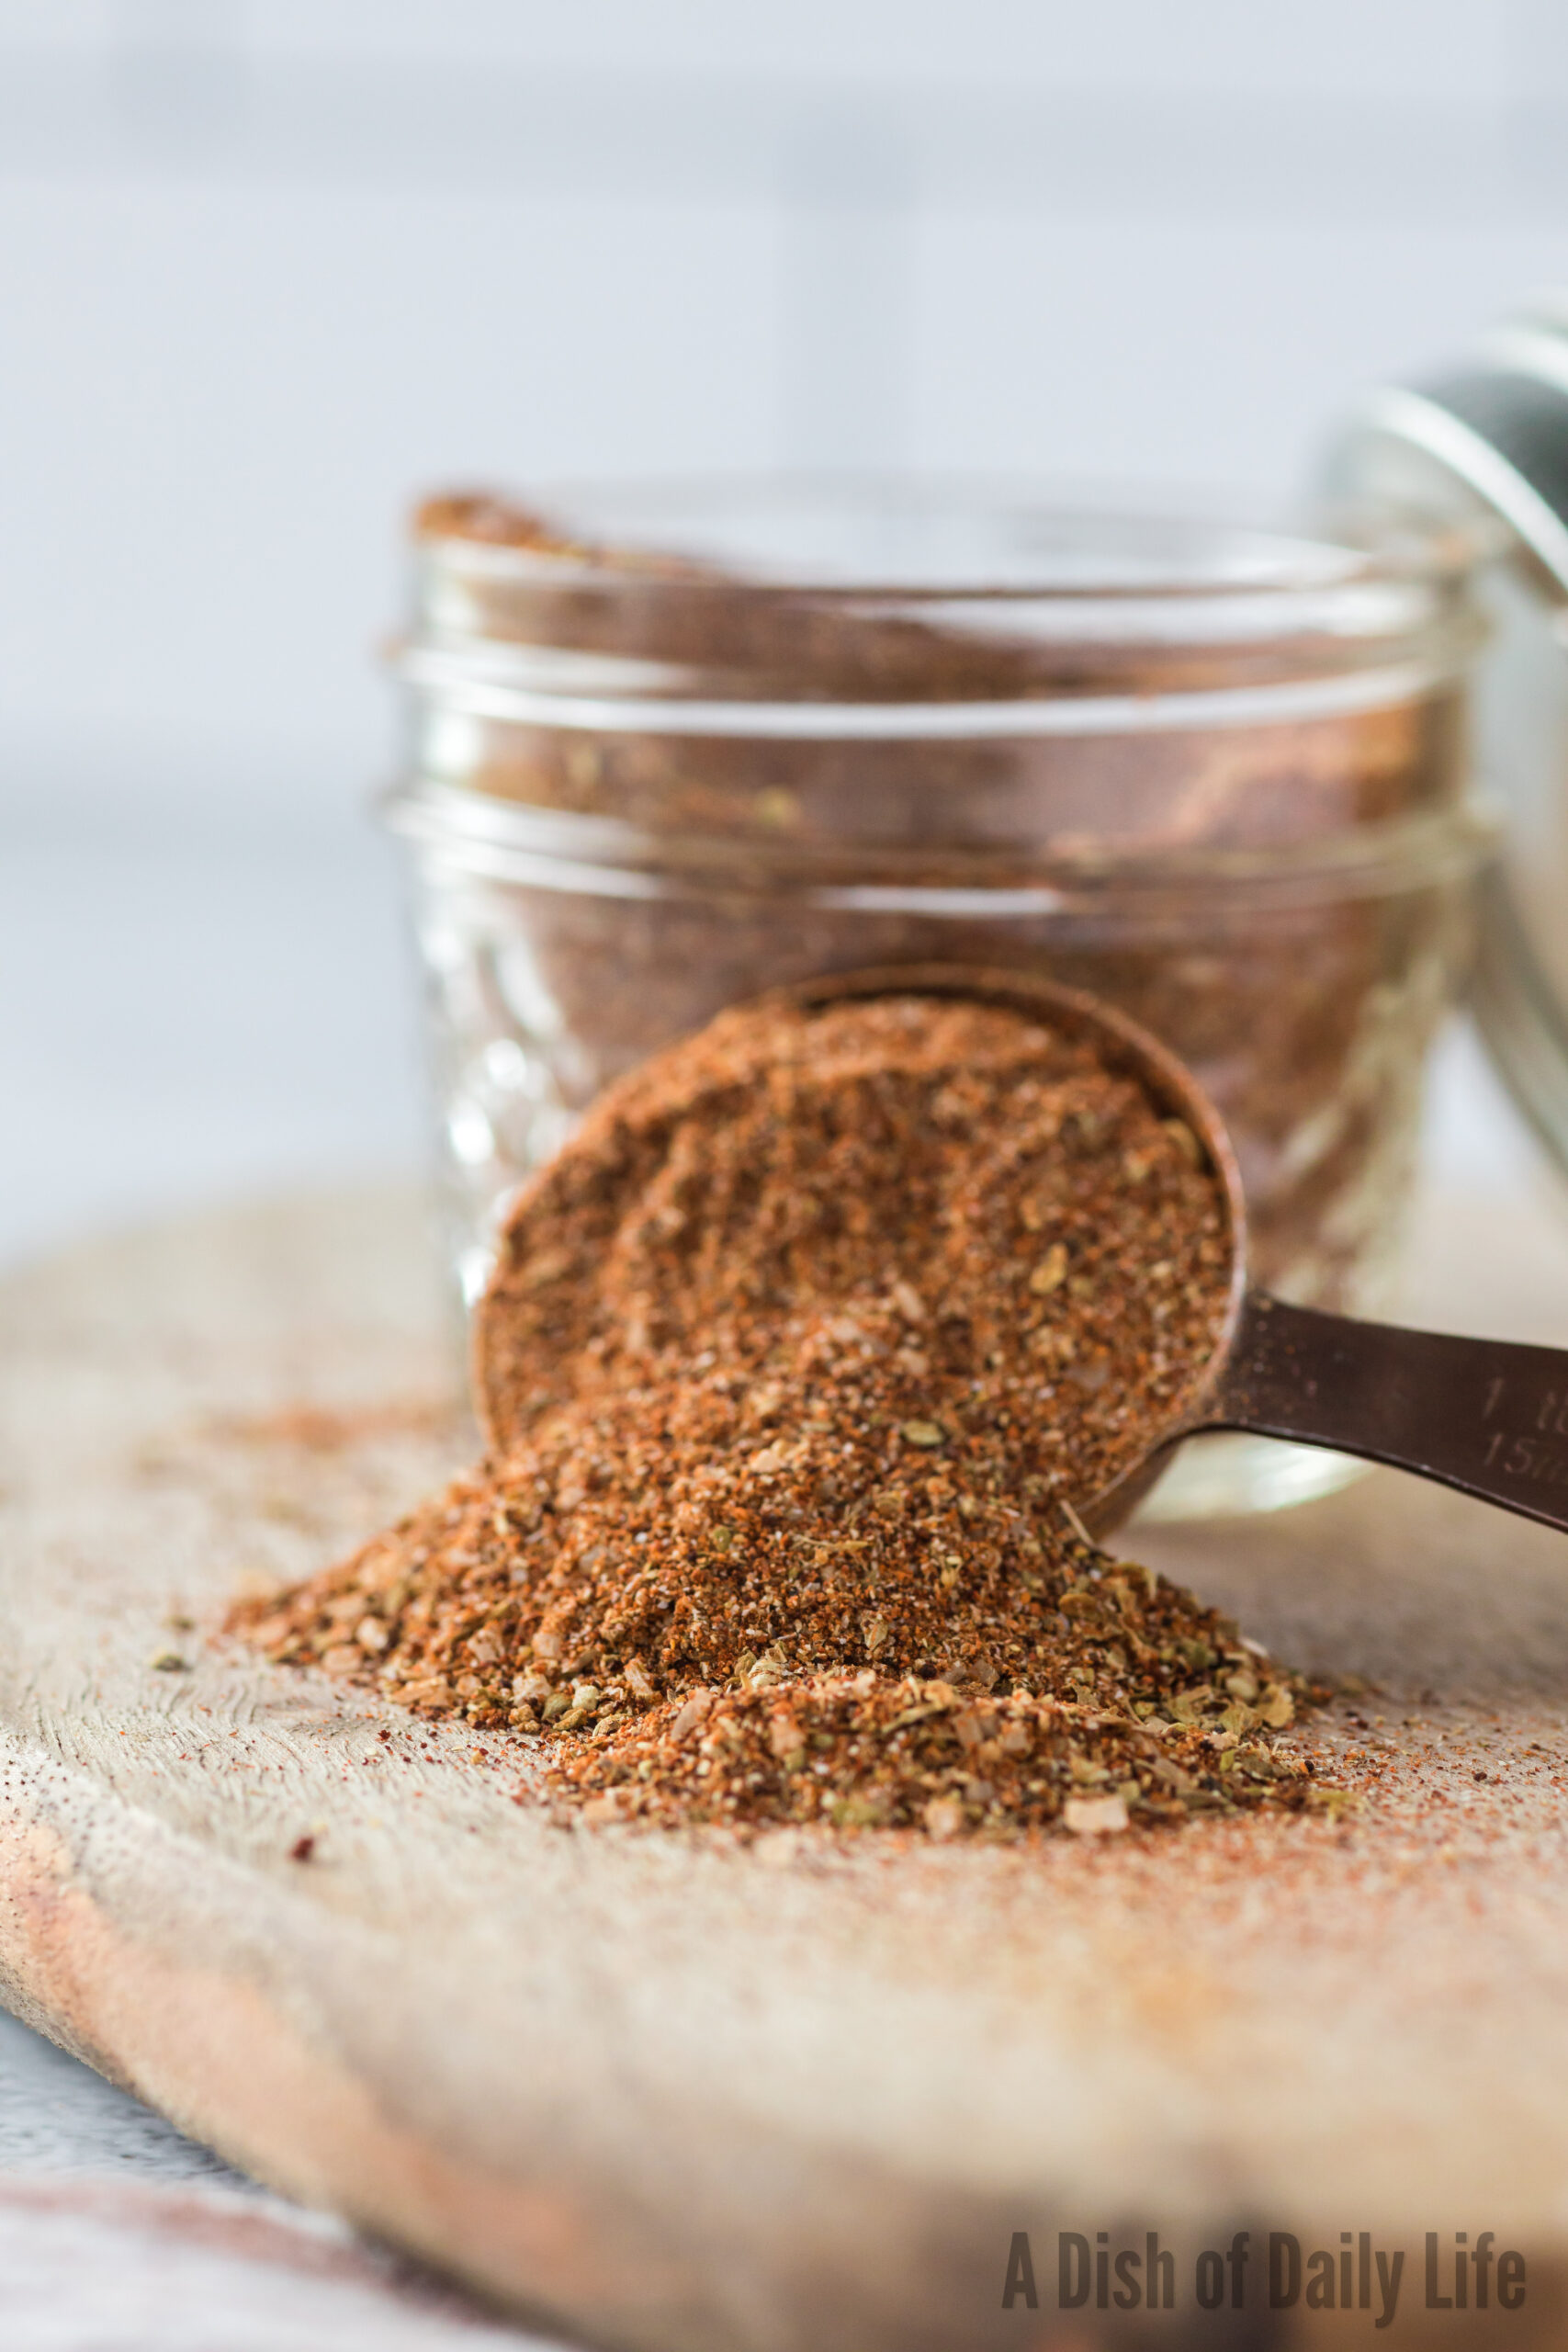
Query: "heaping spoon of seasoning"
773 964 1568 1540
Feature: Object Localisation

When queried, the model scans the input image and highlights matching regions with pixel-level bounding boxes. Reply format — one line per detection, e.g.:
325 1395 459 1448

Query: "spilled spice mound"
232 986 1332 1838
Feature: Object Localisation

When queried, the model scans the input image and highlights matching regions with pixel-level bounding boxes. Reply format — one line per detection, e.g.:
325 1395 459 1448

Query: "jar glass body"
386 482 1489 1516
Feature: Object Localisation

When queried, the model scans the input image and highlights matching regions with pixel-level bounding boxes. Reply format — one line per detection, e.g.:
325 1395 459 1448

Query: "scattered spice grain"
231 989 1335 1838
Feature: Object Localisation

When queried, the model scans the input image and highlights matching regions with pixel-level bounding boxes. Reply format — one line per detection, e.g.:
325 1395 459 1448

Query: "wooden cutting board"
6 1182 1568 2351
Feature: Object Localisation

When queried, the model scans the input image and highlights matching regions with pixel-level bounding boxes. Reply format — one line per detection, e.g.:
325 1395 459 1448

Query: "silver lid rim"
1345 384 1568 594
1325 315 1568 1186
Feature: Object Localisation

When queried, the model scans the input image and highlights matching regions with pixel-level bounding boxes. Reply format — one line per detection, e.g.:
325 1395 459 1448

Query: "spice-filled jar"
385 481 1489 1515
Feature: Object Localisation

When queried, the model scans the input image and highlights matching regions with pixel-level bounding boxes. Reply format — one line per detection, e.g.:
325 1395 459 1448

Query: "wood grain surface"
6 1182 1568 2351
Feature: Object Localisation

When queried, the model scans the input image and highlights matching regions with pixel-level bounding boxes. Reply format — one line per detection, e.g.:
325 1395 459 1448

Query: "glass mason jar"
384 481 1490 1516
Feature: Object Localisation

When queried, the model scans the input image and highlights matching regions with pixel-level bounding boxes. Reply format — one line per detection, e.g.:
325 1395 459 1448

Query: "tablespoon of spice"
749 965 1568 1541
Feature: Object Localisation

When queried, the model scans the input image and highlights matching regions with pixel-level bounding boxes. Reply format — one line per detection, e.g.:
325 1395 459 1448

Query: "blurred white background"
2 0 1562 1261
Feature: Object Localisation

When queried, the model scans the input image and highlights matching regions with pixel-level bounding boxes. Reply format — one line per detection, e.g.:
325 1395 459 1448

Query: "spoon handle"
1210 1292 1568 1535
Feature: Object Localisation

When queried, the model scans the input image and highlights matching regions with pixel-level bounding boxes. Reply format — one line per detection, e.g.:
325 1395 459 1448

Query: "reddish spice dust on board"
231 990 1337 1839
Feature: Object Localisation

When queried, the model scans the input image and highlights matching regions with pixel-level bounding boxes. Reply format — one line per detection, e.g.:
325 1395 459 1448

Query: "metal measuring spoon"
790 965 1568 1537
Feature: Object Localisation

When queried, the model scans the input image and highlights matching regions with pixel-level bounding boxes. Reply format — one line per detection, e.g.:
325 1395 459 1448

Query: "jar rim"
392 636 1470 741
406 477 1485 710
413 474 1480 605
384 775 1496 914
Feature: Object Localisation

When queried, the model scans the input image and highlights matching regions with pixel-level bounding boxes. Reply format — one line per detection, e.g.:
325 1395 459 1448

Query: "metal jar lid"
1319 303 1568 1173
